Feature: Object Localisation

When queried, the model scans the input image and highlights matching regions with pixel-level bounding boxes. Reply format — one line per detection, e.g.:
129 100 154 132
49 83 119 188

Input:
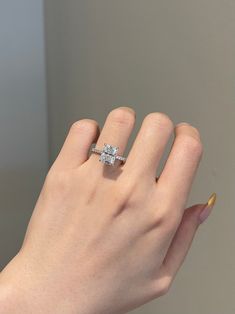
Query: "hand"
0 107 216 314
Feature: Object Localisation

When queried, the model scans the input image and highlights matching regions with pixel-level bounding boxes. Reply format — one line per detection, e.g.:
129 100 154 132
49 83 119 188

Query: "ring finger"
88 107 136 173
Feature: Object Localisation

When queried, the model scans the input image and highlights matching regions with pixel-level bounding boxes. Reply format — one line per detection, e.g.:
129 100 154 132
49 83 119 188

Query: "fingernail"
199 193 217 224
176 122 190 127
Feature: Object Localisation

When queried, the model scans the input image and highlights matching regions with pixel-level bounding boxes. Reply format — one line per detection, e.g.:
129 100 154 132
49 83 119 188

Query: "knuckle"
108 107 135 126
70 119 98 134
108 179 138 214
149 186 184 231
114 178 135 202
153 209 169 226
144 112 174 131
150 192 182 231
149 190 173 225
153 210 180 232
151 276 172 297
157 277 172 296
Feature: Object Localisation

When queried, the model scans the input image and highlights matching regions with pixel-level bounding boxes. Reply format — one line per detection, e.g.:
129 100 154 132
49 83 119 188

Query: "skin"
0 107 208 314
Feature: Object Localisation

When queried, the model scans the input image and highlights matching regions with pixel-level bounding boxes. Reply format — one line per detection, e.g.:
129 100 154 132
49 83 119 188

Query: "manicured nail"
199 193 217 224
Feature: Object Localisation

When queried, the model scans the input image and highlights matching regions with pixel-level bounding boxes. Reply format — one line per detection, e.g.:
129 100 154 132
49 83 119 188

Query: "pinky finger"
159 193 216 279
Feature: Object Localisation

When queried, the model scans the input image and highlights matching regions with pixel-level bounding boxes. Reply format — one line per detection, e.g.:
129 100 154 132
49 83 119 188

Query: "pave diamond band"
91 144 126 166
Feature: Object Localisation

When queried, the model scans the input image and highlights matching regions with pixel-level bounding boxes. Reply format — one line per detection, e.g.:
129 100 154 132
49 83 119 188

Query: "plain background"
0 0 48 268
1 0 235 313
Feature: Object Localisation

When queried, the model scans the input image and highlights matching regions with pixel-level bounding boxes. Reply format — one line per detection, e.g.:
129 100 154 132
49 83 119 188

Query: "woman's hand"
0 107 216 314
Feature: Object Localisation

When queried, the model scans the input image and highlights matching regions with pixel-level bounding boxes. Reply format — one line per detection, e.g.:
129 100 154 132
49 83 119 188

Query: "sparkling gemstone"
103 144 118 156
100 153 116 165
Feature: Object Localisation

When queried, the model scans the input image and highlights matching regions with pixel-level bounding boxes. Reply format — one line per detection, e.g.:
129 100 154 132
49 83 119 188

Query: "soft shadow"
102 162 124 181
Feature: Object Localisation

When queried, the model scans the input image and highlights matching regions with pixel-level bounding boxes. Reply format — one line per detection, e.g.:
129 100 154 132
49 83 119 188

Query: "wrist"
0 252 102 314
0 253 32 314
0 280 23 314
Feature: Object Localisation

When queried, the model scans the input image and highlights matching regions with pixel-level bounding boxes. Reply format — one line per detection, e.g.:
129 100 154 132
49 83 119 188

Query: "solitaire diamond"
91 143 126 166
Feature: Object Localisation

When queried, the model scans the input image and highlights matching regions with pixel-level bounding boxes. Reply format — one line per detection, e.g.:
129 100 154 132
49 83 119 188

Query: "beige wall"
44 1 235 313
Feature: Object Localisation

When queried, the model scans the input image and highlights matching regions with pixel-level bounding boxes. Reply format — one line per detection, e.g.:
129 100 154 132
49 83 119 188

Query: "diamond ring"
91 144 126 166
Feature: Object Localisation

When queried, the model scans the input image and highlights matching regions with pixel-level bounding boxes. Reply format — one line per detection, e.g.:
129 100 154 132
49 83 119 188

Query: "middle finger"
124 112 174 179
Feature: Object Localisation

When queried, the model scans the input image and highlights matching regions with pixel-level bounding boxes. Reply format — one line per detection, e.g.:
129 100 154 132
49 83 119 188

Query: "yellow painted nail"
207 192 217 208
199 192 217 224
